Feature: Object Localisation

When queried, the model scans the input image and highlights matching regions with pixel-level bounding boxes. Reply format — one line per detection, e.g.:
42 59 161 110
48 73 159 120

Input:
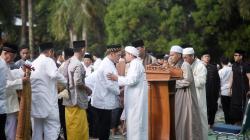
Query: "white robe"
31 54 66 140
118 58 148 140
191 59 208 140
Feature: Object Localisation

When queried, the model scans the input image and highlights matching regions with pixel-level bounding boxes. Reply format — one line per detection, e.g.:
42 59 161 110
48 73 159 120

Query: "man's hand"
84 86 92 96
107 73 118 81
22 76 30 82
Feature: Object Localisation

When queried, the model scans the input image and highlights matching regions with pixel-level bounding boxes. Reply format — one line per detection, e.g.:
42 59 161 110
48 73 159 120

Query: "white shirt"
82 63 94 77
0 58 8 114
91 57 120 110
93 58 102 71
219 65 232 96
31 54 66 118
6 68 23 113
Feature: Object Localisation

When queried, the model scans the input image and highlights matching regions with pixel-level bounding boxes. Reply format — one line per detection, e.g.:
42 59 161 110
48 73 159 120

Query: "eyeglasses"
234 54 241 57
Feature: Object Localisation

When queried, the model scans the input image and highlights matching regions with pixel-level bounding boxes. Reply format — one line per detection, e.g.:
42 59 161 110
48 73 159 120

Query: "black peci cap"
131 39 144 48
73 40 85 49
84 52 92 59
234 49 245 55
106 44 122 52
2 43 18 53
39 42 53 52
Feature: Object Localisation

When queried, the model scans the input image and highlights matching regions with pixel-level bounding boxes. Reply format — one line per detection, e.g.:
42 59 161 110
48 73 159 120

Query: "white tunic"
6 68 24 114
191 59 208 140
91 57 120 110
31 54 66 118
118 58 148 140
0 58 8 114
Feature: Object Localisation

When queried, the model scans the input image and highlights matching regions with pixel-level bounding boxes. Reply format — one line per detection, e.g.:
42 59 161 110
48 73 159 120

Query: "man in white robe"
31 43 66 140
183 47 208 140
169 45 203 140
107 46 148 140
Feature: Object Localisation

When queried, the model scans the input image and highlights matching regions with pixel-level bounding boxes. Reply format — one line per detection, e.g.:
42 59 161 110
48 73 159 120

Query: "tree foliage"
105 0 250 61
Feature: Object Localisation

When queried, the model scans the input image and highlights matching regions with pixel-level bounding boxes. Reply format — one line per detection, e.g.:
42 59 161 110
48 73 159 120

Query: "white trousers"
32 107 60 140
5 112 17 140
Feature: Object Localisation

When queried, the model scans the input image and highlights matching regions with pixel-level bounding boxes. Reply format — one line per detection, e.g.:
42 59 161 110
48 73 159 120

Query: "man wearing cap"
201 51 220 127
183 47 208 140
30 42 66 140
0 43 27 140
62 40 91 140
57 47 74 140
131 39 156 67
107 46 148 140
230 49 250 124
89 44 121 140
82 52 94 77
169 45 202 140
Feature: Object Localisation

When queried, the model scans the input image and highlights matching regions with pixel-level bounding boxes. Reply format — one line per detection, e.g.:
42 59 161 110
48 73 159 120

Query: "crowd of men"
0 39 250 140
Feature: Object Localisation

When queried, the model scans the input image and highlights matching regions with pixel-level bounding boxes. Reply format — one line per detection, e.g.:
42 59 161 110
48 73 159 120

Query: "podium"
146 65 182 140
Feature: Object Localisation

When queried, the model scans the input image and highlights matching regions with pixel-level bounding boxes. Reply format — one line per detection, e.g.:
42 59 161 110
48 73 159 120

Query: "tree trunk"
20 0 27 46
69 26 77 48
82 27 87 49
28 0 33 59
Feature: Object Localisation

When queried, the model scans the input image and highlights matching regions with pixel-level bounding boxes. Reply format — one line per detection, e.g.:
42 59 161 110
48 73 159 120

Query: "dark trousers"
207 102 218 125
221 96 231 124
58 99 67 140
93 107 111 140
87 102 98 138
111 108 123 129
0 114 6 140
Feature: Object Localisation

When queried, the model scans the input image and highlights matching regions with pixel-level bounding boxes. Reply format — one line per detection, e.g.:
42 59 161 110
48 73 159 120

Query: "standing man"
15 45 30 68
31 42 66 140
90 44 121 140
55 50 64 67
169 45 202 140
0 43 20 140
57 47 74 140
63 41 90 140
219 56 233 124
82 52 94 77
201 51 220 127
182 47 208 140
107 46 148 140
131 39 156 67
230 49 250 124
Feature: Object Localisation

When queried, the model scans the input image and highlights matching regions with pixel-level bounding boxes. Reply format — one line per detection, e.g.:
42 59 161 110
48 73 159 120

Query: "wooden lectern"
146 65 182 140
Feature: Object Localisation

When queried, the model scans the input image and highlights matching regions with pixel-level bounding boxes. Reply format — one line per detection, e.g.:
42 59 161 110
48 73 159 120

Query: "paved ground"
90 100 244 140
106 101 226 140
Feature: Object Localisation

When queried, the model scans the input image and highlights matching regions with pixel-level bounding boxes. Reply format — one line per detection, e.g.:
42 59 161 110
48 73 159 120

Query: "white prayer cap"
182 47 195 55
125 46 139 57
170 45 183 53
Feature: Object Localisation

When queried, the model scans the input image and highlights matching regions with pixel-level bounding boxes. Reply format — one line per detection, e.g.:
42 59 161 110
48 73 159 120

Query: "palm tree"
48 0 106 47
20 0 27 46
28 0 34 58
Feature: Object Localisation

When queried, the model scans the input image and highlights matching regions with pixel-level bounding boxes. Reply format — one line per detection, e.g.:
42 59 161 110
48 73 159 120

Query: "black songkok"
39 42 53 52
131 39 144 48
73 40 85 49
2 43 18 53
106 44 122 52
